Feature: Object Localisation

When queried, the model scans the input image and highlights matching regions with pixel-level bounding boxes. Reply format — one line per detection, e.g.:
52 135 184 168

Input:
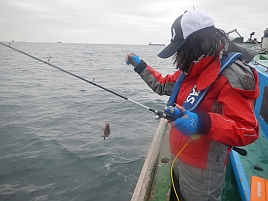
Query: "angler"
125 10 259 201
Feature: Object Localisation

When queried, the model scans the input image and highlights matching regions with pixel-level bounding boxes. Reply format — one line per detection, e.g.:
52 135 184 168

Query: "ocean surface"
0 42 176 201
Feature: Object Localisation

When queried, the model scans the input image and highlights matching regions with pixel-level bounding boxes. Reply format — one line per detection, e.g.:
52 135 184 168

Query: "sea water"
0 42 175 201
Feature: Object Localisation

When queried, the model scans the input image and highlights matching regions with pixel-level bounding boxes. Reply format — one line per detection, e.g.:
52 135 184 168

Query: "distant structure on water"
148 42 165 46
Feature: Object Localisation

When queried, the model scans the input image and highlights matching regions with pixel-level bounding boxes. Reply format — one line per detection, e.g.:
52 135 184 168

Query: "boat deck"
231 130 268 201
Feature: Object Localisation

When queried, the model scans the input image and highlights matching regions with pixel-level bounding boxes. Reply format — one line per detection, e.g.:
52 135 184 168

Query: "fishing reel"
154 110 173 121
154 106 183 121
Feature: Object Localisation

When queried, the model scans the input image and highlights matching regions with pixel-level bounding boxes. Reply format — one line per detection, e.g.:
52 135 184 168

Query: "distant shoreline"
148 42 165 46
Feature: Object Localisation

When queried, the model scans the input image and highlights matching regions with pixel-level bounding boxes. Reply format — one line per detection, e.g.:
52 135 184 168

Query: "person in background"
125 10 259 201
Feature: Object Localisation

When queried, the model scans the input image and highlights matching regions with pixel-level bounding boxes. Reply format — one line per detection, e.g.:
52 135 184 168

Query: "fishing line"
170 138 191 201
0 42 167 120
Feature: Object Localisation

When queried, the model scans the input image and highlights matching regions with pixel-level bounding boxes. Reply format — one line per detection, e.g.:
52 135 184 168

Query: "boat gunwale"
131 119 169 201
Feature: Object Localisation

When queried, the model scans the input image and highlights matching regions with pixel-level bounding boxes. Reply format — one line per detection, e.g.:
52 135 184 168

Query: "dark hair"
173 28 229 73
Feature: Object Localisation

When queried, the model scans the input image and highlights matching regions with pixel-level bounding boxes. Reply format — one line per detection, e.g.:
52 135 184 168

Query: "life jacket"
167 52 242 110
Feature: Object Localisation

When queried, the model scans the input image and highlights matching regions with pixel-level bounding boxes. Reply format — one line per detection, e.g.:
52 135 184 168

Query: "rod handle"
232 146 247 156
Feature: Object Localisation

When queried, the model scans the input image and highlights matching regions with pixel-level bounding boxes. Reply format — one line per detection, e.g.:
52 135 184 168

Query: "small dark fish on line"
101 123 111 139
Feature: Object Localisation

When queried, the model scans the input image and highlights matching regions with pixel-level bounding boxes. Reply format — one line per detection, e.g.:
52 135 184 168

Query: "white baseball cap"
158 10 215 58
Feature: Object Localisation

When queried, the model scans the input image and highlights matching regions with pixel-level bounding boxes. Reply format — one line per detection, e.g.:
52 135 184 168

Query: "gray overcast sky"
0 0 267 45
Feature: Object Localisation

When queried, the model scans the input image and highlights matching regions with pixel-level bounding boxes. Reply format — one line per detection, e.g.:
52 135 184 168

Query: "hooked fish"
101 123 111 139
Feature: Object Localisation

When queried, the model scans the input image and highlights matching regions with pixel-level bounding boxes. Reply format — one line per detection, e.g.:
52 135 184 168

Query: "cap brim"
158 40 184 58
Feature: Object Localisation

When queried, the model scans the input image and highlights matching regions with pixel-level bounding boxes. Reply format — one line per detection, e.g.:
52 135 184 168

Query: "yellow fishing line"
170 135 200 201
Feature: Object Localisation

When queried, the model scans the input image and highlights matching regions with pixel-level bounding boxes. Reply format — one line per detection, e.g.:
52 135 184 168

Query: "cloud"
0 0 267 44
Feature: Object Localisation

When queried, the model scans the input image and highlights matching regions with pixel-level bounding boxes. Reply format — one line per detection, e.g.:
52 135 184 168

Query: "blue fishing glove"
126 53 141 67
173 110 200 136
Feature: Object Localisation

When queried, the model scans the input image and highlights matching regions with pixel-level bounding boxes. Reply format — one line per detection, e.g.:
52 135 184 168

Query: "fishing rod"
0 42 172 121
0 42 247 156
